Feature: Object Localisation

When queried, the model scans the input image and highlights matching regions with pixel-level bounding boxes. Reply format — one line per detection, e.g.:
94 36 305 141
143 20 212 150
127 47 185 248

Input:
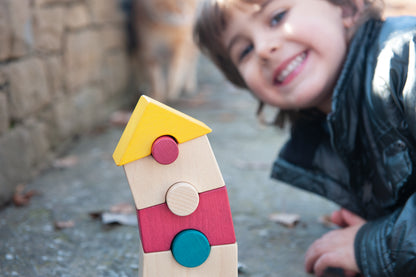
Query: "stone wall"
0 0 132 206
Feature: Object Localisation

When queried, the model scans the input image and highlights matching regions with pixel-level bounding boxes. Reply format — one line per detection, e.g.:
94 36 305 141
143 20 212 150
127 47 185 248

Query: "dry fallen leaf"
176 94 209 109
318 214 337 229
13 184 39 207
110 203 135 214
269 212 300 228
54 220 75 230
53 155 79 169
89 203 137 226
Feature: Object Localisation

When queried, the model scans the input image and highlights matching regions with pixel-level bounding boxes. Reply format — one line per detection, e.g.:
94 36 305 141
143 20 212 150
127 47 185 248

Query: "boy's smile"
274 50 307 85
223 0 352 113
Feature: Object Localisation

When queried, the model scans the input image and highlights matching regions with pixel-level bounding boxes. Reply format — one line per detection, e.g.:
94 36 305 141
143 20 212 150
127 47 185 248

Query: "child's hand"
330 208 365 228
304 209 366 277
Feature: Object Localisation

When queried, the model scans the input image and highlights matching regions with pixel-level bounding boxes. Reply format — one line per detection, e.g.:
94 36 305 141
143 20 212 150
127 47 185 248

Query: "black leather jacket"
271 17 416 276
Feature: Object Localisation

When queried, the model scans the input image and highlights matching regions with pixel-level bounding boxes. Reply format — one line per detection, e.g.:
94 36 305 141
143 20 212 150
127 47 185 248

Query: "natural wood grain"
139 243 238 277
124 135 225 209
137 186 236 253
166 182 199 216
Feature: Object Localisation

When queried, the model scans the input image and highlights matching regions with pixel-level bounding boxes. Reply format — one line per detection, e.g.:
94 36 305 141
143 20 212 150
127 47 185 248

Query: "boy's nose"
257 40 279 62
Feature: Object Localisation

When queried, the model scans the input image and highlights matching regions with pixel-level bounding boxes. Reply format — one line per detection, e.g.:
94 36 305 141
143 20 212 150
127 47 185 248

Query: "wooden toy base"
139 243 238 277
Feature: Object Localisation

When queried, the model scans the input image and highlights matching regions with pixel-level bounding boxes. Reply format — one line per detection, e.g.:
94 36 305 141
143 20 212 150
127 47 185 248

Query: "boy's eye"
239 44 253 62
270 10 287 26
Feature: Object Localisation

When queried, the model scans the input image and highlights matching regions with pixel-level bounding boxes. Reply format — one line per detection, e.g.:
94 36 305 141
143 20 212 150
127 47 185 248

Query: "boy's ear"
341 0 364 29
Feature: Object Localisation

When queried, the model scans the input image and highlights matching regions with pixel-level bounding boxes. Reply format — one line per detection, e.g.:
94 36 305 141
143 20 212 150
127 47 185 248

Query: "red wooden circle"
151 136 179 165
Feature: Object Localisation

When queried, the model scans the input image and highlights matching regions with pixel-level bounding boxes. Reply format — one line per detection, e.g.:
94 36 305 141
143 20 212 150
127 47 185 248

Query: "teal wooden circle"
171 229 211 268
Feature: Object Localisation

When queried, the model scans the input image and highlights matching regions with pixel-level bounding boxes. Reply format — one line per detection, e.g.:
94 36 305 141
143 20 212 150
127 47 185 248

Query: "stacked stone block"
0 0 131 206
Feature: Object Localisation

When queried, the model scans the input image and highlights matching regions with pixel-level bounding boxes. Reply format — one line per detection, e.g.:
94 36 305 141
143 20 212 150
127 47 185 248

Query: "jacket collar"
327 19 383 156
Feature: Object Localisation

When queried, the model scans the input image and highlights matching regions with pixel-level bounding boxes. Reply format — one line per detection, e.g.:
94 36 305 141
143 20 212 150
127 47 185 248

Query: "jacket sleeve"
355 194 416 276
402 37 416 141
369 17 416 141
355 18 416 277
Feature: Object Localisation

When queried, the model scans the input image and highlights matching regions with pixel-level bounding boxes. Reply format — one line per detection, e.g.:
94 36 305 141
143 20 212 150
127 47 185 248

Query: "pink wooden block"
151 136 179 165
137 186 236 253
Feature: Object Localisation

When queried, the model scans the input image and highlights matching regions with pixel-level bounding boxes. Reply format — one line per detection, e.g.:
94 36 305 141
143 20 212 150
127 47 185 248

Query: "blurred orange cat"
131 0 199 101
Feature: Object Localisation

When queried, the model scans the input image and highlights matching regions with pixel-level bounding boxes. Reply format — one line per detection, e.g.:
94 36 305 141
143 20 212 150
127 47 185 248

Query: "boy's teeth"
277 52 306 83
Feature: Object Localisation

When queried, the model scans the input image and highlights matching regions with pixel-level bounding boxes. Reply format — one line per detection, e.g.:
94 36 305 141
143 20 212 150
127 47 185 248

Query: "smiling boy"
224 0 348 113
195 0 416 276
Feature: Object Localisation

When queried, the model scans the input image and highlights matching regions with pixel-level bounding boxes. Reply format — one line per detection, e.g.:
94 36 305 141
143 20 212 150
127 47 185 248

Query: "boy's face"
223 0 351 113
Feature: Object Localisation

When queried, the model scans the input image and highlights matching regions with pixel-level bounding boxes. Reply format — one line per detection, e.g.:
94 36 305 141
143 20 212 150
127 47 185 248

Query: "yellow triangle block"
113 95 212 166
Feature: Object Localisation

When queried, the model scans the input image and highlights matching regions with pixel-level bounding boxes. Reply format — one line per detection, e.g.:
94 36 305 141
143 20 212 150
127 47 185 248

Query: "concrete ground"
0 58 340 277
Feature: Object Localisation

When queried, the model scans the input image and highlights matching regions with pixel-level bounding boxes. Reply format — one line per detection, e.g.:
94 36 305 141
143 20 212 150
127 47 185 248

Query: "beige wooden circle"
166 182 199 216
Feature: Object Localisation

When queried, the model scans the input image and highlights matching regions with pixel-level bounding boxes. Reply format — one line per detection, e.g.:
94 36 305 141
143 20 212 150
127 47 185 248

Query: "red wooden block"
137 186 236 253
151 136 179 165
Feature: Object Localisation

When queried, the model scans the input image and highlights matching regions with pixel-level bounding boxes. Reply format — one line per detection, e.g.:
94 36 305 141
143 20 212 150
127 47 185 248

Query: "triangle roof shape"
113 95 212 166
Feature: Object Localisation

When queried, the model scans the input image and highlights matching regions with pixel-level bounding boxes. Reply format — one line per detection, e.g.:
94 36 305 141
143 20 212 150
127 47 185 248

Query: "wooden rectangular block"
137 186 236 253
139 243 238 277
124 135 225 209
